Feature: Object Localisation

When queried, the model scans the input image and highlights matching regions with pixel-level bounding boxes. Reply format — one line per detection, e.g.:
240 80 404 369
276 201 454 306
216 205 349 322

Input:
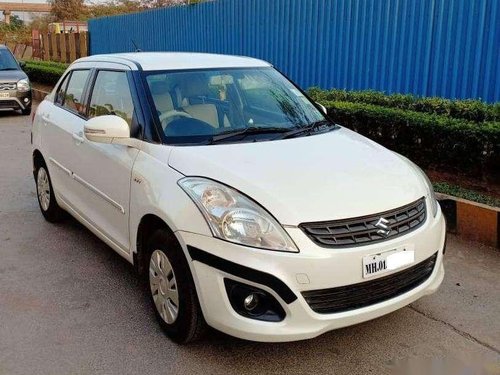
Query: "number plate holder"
362 246 415 279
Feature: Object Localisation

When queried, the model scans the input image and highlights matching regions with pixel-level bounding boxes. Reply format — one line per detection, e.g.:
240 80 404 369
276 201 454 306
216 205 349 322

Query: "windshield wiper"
278 120 337 140
0 68 19 71
210 126 290 143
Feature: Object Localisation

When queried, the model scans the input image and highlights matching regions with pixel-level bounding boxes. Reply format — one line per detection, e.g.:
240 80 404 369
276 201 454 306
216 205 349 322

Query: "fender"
129 143 212 260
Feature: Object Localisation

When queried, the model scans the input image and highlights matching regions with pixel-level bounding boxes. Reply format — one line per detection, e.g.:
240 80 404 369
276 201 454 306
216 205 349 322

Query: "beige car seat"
150 81 175 113
177 75 229 128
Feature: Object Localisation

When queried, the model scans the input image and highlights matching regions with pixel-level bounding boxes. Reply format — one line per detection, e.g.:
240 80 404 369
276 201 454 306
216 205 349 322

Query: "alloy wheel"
37 167 50 211
149 249 179 324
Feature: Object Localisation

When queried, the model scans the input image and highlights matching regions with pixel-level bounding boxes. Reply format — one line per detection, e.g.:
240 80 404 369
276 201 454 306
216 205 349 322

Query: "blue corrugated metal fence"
89 0 500 102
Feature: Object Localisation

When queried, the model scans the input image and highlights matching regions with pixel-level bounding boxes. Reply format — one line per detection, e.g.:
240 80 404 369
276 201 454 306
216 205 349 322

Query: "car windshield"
0 49 19 70
145 67 329 145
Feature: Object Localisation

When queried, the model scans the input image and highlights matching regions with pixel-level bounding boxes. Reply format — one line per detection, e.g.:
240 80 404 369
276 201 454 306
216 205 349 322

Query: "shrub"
308 88 499 122
23 60 68 85
319 100 500 183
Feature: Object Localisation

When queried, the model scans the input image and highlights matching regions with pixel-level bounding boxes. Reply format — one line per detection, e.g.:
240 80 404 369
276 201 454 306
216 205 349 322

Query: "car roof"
75 52 272 71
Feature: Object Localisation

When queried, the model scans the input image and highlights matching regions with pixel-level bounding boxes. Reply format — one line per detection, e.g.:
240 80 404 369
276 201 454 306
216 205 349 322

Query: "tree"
30 14 55 33
86 0 143 18
139 0 184 9
50 0 86 21
9 15 24 29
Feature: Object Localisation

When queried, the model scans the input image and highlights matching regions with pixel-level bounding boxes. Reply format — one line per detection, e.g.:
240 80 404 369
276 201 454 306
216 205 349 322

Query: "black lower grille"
0 100 20 109
300 197 427 248
302 252 437 314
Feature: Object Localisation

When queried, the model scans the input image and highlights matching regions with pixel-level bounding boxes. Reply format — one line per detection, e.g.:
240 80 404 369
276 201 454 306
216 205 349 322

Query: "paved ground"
0 107 499 375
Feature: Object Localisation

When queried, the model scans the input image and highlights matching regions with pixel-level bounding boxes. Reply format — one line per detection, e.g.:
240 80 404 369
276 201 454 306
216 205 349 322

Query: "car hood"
168 128 427 225
0 69 27 83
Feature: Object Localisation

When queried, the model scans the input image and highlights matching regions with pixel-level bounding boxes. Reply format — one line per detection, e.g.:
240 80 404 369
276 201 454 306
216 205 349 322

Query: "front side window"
145 67 329 145
88 70 135 126
62 70 91 114
55 73 71 106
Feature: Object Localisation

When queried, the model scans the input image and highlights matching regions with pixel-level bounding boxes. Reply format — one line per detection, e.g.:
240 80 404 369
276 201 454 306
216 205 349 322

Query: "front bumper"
177 207 446 342
0 90 32 110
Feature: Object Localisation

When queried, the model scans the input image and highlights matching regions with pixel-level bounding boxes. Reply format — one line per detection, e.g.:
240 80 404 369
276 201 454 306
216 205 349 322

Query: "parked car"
31 52 445 343
0 45 32 115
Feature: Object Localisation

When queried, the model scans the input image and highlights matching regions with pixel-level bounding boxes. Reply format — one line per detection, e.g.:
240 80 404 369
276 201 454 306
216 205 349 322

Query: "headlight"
420 168 439 217
178 177 298 252
401 156 439 217
17 78 30 92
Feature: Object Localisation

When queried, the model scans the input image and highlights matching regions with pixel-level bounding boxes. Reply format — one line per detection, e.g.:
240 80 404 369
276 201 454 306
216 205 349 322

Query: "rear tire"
35 159 65 222
146 229 206 344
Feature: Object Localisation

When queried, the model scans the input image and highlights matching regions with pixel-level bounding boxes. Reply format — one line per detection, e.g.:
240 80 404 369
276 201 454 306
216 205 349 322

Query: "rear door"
42 68 91 205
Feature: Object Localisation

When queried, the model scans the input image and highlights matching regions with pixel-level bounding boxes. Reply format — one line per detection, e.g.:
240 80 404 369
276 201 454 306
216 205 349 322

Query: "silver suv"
0 45 31 115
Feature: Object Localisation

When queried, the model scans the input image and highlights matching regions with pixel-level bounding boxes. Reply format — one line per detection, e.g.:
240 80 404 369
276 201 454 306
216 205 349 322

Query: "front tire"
35 161 65 222
21 107 32 116
147 229 206 344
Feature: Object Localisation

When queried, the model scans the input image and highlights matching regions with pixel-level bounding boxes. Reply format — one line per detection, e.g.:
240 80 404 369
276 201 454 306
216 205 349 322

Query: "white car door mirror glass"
84 115 130 144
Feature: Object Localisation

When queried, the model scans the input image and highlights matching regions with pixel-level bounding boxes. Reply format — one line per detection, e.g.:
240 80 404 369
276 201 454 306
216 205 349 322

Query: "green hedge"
314 100 500 182
433 182 500 207
309 87 500 123
23 60 68 86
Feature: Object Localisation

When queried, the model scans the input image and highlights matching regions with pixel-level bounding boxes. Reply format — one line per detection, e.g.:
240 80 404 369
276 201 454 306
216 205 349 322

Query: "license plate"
0 92 10 98
362 247 415 278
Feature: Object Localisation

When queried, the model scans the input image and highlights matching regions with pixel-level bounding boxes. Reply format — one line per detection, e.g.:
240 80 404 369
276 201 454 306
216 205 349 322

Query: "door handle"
72 132 85 144
42 114 51 124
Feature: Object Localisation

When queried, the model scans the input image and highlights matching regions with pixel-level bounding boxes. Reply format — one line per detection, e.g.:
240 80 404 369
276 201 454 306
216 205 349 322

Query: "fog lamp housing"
224 279 286 322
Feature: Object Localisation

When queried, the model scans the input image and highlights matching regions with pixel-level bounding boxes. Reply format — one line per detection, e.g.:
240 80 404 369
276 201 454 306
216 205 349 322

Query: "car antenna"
131 40 142 52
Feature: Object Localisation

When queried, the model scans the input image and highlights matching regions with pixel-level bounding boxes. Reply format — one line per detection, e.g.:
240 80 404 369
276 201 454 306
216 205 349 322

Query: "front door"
67 68 140 253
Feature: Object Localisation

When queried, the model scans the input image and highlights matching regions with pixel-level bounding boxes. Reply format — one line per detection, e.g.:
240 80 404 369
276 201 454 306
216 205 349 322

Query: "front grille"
0 100 19 109
300 197 426 248
302 252 437 314
0 82 16 91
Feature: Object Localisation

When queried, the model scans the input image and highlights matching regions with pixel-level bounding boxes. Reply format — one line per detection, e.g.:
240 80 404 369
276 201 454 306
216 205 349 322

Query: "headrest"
150 81 170 96
179 74 211 99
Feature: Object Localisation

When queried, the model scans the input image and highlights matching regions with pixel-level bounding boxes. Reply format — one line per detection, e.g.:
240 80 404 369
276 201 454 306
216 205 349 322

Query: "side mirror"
84 115 130 144
316 102 327 115
19 60 26 68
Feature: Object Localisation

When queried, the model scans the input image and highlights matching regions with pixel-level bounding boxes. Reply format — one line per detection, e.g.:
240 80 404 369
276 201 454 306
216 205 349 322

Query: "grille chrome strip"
0 82 16 91
300 197 427 248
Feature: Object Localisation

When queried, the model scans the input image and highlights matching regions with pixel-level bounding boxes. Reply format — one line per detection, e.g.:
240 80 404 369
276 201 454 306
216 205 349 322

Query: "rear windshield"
144 67 326 145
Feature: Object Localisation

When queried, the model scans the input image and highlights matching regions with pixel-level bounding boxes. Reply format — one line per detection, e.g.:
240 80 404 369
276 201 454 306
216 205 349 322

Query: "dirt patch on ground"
32 82 54 93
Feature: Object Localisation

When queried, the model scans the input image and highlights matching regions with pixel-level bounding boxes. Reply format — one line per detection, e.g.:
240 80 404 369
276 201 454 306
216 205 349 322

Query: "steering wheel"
159 110 193 129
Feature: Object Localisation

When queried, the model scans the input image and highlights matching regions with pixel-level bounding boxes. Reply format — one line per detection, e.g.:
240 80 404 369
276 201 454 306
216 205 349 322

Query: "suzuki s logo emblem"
375 217 391 237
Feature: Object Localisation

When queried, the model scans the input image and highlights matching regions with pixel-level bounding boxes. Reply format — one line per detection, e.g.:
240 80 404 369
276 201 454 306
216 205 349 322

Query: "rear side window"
61 70 91 115
88 70 135 126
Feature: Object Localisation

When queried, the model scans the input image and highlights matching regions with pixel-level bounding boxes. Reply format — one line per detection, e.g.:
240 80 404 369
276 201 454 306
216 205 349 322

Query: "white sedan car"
32 52 446 343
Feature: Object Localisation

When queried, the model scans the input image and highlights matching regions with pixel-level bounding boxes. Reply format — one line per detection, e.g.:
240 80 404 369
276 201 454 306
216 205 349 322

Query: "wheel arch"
134 213 182 276
32 149 45 178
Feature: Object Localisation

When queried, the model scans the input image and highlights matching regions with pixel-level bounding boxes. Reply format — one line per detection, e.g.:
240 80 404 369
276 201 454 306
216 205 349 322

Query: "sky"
0 0 110 22
0 0 110 3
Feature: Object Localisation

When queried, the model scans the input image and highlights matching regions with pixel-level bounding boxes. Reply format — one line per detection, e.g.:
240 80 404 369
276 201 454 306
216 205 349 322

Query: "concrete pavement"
0 107 499 375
